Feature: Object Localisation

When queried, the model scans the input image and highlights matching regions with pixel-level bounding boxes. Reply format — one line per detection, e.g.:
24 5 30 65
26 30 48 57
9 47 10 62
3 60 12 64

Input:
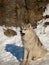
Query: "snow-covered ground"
35 4 49 50
0 26 23 63
0 3 49 65
0 19 49 65
35 18 49 50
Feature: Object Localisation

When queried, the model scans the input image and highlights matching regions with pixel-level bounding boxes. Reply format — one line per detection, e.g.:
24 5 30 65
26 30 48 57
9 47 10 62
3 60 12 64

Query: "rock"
16 0 25 8
0 0 26 27
4 29 17 37
26 10 43 28
26 0 49 10
0 0 49 28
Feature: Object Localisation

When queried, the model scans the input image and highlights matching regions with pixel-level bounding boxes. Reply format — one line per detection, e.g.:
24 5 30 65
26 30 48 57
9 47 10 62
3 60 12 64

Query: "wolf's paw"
20 61 26 65
26 62 30 65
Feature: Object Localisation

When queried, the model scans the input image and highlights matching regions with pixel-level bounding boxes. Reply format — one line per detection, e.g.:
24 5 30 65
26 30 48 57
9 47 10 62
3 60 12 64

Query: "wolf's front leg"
26 51 33 65
20 48 28 65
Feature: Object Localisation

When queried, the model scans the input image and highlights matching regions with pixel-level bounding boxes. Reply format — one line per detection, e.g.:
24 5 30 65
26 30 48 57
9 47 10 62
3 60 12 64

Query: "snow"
34 18 49 50
0 26 23 46
34 3 49 50
0 19 49 64
0 26 23 62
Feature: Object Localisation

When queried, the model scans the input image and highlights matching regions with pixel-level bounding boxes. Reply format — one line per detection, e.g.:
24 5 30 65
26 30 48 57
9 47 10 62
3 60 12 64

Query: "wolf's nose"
20 30 22 34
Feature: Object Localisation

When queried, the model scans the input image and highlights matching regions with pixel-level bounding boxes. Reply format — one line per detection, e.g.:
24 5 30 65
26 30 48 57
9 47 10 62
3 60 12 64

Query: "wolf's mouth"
21 33 25 36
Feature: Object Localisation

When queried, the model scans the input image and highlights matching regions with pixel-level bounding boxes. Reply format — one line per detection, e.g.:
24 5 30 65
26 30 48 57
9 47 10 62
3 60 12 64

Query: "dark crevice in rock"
24 0 31 24
44 22 49 27
25 0 28 10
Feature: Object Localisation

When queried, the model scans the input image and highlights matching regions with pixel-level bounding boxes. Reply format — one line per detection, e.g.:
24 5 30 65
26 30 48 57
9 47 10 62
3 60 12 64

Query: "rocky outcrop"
0 0 49 28
4 29 17 37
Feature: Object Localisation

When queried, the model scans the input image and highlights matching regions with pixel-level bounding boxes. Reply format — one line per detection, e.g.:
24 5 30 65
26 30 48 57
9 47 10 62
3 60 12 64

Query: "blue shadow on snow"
5 44 24 61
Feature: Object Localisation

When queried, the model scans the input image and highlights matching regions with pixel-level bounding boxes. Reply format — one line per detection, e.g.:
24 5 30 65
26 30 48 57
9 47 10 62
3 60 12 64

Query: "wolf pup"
20 23 48 65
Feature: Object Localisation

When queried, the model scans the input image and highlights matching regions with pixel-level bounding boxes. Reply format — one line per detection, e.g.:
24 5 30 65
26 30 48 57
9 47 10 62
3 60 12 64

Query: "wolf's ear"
21 23 24 29
27 23 32 29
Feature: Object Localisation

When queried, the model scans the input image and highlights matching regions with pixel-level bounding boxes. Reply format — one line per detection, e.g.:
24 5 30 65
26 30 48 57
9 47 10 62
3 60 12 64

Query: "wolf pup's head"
20 23 33 36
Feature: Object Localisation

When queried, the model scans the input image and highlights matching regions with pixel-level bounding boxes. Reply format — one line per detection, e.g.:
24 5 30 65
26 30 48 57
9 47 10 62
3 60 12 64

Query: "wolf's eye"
24 29 26 30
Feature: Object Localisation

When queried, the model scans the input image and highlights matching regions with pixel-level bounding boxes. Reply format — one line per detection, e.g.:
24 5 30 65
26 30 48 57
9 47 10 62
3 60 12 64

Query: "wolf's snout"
20 30 25 36
22 33 25 36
